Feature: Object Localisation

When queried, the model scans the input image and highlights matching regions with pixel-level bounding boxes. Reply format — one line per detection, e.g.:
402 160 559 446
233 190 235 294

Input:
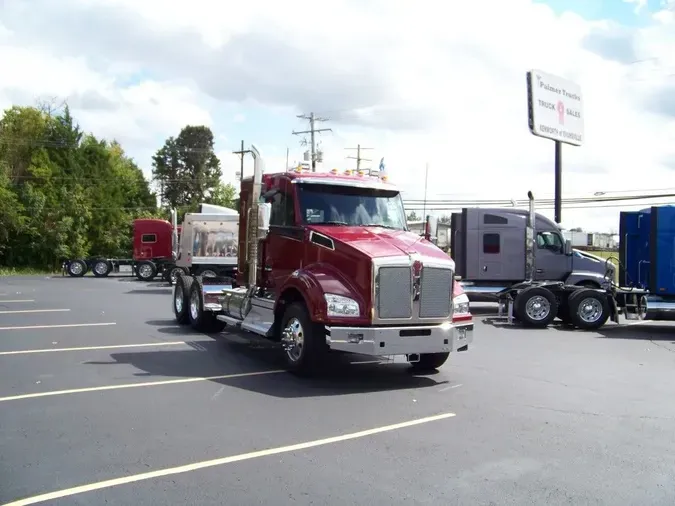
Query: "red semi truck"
62 218 181 281
62 203 238 283
172 145 474 374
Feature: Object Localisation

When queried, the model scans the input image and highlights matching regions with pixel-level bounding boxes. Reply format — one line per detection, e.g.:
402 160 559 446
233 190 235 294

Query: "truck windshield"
296 183 407 230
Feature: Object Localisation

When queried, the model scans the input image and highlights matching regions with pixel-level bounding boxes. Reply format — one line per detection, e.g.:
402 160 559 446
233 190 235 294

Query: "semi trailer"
483 192 675 329
172 145 473 374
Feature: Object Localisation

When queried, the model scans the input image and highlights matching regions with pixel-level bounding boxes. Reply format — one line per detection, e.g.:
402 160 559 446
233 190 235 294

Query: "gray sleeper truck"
450 206 615 300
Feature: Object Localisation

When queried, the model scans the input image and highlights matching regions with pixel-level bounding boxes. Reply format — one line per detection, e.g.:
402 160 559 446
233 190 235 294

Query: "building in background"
562 230 617 250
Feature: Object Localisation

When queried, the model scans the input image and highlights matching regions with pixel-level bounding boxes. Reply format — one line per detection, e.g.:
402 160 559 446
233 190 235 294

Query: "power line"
232 139 251 183
292 112 332 172
345 144 373 172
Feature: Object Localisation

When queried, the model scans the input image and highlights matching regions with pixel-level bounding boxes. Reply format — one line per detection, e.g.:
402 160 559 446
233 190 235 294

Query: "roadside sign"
526 69 584 146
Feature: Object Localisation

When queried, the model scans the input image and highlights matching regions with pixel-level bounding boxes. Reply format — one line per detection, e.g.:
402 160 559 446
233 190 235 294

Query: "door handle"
264 265 272 272
536 269 543 274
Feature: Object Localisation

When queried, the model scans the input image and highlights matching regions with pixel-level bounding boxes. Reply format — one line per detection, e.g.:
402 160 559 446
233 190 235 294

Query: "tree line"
0 102 236 271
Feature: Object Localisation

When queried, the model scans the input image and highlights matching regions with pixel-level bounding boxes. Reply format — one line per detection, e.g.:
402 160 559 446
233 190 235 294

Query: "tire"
165 266 186 285
410 352 450 372
280 302 328 375
187 276 226 333
67 259 87 277
173 274 193 325
136 260 157 281
198 268 217 278
567 289 610 330
513 286 558 328
92 260 111 278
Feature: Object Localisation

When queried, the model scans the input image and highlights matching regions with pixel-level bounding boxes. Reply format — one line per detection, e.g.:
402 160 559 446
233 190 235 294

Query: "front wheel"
410 352 450 372
280 302 328 375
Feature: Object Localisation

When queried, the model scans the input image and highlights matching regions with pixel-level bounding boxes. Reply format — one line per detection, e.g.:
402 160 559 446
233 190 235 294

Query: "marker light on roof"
381 175 388 182
344 169 352 175
330 168 339 174
357 171 365 176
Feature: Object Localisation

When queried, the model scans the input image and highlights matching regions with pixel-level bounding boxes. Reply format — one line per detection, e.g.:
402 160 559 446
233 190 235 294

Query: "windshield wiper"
360 224 402 230
312 221 349 226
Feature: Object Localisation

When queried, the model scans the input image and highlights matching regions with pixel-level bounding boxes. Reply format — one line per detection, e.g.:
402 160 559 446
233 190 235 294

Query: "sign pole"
554 140 562 224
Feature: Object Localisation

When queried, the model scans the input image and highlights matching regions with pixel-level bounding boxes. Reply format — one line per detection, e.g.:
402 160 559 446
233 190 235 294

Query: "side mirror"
424 215 438 243
564 239 572 256
257 203 271 239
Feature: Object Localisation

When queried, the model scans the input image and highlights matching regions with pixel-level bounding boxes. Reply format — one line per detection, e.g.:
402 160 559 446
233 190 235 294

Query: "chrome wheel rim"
94 262 107 275
170 268 181 283
190 289 200 320
139 264 153 278
525 295 551 321
578 297 602 323
70 262 83 275
282 317 304 363
174 284 183 313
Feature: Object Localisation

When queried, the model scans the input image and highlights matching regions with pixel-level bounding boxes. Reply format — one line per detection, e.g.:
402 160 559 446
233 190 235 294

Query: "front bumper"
324 321 473 357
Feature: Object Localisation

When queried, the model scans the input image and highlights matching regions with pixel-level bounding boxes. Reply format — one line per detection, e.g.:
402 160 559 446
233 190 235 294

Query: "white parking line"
0 341 187 356
0 300 35 303
0 322 116 331
0 309 70 315
0 369 286 403
2 412 456 505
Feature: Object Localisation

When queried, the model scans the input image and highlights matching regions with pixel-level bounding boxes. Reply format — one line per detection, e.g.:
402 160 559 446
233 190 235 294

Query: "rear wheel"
187 276 226 333
198 268 217 278
514 287 558 328
280 302 328 375
136 261 157 281
567 289 610 330
173 274 193 324
67 260 87 278
92 260 111 278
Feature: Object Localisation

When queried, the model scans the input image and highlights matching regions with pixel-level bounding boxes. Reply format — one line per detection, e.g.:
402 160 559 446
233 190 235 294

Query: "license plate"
119 265 132 273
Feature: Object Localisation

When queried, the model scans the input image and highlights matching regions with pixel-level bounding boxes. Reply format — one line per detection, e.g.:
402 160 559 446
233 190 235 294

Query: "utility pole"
345 144 373 172
232 140 251 182
292 112 331 171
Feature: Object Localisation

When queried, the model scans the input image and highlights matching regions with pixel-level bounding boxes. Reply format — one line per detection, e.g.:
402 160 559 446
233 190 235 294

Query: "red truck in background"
62 217 184 282
172 144 473 375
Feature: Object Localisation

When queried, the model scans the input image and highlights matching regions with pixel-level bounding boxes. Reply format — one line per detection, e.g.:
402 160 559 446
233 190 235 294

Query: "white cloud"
0 0 674 232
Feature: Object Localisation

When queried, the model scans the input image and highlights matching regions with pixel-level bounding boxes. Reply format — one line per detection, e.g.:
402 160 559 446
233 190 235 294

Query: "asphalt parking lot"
1 276 675 506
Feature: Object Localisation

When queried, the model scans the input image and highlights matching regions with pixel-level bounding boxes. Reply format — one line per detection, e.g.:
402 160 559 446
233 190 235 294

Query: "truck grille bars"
375 261 454 322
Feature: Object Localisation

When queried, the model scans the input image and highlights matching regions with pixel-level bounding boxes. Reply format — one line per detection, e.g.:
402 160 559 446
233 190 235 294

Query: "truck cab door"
534 231 570 281
263 183 304 295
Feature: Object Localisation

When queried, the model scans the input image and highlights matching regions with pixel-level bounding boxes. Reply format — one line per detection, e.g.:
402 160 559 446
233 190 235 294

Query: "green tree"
0 102 157 270
407 211 419 221
152 125 222 209
207 181 237 210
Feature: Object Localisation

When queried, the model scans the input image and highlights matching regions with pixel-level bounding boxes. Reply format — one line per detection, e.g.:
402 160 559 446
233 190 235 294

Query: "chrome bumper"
324 322 473 356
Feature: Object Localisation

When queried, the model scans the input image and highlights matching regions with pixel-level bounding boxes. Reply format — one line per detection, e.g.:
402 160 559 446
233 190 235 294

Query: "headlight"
453 293 470 317
324 293 360 317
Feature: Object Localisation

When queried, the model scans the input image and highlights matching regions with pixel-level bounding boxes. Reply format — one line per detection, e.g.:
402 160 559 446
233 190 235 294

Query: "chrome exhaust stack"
217 144 270 323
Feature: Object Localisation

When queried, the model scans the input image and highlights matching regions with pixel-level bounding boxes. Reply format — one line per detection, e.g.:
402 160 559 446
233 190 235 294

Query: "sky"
0 0 674 233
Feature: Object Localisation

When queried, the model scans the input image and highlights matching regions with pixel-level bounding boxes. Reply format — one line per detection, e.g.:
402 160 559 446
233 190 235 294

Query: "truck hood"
308 225 453 263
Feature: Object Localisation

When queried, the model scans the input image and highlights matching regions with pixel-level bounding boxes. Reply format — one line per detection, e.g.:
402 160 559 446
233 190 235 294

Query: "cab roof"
251 168 398 192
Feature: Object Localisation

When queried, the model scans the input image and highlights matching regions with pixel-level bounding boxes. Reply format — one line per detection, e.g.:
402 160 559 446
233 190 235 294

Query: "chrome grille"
377 266 412 319
419 267 453 318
